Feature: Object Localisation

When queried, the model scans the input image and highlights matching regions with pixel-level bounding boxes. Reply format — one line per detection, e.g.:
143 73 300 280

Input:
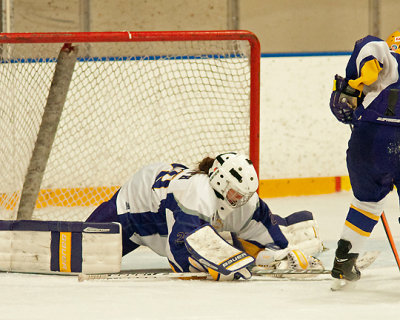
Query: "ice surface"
1 191 399 320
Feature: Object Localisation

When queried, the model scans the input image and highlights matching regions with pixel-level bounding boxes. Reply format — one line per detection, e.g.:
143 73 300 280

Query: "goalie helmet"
386 30 400 53
209 152 258 219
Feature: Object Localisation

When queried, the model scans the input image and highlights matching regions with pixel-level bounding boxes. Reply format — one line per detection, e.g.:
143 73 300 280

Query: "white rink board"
259 54 351 179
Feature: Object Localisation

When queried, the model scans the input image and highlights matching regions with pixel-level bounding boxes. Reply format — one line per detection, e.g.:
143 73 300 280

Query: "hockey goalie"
85 152 324 280
0 152 324 279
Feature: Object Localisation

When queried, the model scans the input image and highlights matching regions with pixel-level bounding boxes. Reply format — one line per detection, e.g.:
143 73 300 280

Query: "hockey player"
329 31 400 285
87 152 323 280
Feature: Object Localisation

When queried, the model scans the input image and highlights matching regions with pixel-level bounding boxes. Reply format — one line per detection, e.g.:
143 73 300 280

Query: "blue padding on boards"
0 220 120 233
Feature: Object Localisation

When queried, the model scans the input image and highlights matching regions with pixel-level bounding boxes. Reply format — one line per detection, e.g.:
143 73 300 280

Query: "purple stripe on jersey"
285 210 314 226
252 200 288 249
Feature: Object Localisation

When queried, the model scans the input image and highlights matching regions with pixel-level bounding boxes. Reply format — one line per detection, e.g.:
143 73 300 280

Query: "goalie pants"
86 190 139 256
347 121 400 202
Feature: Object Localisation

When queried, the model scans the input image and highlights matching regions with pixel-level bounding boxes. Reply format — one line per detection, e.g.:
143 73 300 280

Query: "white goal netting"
0 31 259 221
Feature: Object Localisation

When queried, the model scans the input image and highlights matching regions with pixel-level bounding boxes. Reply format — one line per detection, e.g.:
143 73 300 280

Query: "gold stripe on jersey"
348 58 383 92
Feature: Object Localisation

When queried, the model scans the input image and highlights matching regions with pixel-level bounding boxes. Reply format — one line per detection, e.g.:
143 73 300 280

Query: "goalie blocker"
0 220 122 274
184 225 254 281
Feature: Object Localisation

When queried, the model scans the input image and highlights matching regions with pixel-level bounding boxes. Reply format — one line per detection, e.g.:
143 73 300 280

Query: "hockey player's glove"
329 74 361 124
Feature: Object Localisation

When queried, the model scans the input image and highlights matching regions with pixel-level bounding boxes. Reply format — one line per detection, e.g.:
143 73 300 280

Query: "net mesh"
0 36 255 221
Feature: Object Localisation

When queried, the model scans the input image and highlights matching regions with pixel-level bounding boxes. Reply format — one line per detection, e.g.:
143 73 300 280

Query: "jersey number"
152 163 190 189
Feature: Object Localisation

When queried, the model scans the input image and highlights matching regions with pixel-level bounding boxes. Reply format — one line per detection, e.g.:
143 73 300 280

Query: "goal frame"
0 30 260 220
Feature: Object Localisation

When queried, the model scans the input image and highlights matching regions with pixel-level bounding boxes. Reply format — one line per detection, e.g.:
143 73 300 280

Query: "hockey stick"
78 271 209 282
381 211 400 271
251 267 330 275
78 251 381 282
78 269 333 282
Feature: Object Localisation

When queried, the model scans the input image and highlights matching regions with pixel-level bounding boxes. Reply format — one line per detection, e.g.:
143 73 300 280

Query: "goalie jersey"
87 162 289 272
346 35 400 124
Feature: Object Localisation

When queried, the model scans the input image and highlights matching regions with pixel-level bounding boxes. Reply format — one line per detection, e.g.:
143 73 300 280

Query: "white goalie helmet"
209 152 259 218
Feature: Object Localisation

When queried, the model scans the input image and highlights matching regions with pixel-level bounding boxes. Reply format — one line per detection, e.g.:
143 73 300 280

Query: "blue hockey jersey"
346 35 400 125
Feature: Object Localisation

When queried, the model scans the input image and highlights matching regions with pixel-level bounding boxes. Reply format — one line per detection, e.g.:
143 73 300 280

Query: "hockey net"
0 31 260 222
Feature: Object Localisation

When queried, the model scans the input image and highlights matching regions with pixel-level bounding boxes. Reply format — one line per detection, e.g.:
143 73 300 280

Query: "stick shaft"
381 211 400 271
78 272 209 281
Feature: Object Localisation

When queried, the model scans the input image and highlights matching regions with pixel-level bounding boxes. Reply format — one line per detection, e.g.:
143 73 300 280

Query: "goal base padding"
0 220 122 274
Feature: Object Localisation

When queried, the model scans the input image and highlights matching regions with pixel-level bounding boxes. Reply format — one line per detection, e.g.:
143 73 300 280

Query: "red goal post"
0 30 260 221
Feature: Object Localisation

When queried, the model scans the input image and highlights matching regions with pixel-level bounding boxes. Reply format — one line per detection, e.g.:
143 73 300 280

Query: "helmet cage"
226 186 254 208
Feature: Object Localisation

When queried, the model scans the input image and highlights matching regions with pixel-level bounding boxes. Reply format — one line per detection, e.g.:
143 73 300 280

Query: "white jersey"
113 162 288 272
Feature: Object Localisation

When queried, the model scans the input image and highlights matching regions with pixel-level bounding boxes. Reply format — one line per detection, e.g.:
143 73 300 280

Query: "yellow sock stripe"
344 220 371 237
350 204 380 221
59 232 72 272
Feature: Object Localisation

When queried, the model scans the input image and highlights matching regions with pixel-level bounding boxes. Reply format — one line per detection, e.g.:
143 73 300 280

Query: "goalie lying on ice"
86 152 324 280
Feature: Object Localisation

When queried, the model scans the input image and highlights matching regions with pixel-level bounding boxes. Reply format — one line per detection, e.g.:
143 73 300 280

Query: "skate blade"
330 278 356 291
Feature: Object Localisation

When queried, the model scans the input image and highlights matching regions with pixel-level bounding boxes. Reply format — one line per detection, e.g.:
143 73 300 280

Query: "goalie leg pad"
0 220 122 274
278 211 324 256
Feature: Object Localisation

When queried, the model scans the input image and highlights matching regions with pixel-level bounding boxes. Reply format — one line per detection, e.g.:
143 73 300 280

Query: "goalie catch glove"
329 74 361 124
255 247 324 271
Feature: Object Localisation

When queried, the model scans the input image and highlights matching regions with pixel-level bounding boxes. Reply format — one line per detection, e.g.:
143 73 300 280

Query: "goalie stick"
381 212 400 271
78 272 209 282
78 251 379 282
77 270 332 282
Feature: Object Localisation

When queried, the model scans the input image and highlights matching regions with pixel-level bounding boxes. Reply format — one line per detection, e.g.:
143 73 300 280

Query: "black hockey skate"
331 239 360 290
